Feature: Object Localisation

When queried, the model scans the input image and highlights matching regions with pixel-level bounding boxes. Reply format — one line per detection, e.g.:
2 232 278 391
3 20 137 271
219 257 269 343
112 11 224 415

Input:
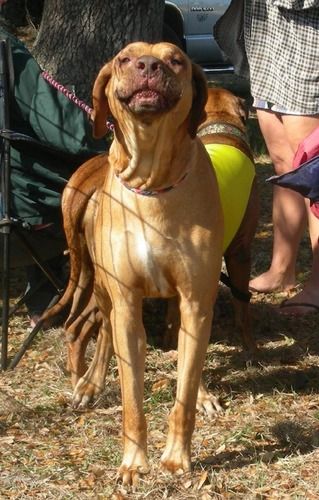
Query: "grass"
2 327 319 499
1 144 319 499
1 48 319 498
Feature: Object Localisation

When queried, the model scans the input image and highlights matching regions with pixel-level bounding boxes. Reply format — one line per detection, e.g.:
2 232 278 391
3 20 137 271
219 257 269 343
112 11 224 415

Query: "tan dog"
63 88 258 373
52 42 224 484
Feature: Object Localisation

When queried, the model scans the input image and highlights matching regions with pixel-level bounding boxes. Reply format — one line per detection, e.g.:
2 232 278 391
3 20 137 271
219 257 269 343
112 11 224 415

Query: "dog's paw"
118 453 150 486
196 392 223 417
196 381 223 417
72 375 103 408
160 447 191 475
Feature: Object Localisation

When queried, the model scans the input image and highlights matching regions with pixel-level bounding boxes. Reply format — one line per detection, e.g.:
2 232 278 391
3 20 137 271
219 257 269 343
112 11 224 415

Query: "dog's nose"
136 56 161 77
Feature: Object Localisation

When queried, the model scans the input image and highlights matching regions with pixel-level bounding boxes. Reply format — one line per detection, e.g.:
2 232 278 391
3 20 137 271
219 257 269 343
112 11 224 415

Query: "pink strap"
293 125 319 219
41 71 114 132
293 125 319 169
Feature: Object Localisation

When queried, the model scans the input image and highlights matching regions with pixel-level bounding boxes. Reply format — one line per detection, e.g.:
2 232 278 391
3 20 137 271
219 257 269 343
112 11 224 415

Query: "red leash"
41 71 114 133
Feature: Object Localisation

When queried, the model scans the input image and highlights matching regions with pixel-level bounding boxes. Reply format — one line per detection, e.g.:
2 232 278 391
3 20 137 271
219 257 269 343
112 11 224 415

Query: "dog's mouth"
127 88 167 112
117 83 181 115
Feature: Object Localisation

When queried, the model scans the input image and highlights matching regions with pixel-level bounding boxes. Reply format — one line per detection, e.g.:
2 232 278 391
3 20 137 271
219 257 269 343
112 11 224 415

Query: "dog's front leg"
161 295 214 473
111 294 149 486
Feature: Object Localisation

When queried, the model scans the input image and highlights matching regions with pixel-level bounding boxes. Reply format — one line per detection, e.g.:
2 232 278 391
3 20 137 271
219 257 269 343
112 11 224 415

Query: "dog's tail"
40 234 86 325
41 154 107 329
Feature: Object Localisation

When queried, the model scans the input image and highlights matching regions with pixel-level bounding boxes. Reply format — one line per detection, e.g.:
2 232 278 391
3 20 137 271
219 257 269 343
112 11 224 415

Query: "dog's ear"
91 62 113 138
188 63 208 139
237 97 249 124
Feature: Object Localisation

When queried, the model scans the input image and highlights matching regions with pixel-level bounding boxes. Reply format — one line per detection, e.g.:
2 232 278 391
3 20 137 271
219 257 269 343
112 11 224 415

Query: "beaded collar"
116 170 189 197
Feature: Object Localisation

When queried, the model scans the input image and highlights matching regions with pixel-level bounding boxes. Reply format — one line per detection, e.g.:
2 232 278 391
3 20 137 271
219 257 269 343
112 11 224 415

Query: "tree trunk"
1 0 24 26
32 0 165 103
1 0 44 28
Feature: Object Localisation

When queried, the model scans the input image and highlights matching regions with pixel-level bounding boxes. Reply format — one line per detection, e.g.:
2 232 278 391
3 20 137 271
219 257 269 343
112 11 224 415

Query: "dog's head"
91 42 207 139
204 87 249 130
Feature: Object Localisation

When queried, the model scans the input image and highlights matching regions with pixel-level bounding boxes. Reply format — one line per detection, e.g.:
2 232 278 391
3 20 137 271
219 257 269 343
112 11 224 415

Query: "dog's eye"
170 58 183 67
119 57 131 64
168 57 184 72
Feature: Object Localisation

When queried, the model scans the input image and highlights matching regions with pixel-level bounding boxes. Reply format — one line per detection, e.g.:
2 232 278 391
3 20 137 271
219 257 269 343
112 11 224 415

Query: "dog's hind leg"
63 238 101 387
163 296 223 416
72 295 113 408
66 296 102 388
224 178 259 356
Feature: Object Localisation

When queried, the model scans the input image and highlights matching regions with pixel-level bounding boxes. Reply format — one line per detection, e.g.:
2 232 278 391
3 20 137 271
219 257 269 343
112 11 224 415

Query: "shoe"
279 300 319 316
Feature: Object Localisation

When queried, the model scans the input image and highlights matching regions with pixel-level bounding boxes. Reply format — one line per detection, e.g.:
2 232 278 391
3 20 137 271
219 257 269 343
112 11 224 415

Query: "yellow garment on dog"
205 144 255 251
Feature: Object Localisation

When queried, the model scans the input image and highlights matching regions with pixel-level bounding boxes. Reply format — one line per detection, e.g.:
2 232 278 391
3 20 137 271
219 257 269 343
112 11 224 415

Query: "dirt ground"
1 117 319 500
1 29 319 500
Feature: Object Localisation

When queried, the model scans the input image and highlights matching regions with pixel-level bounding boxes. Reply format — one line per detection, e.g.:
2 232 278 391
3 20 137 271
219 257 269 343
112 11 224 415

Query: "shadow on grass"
197 419 319 471
209 363 319 396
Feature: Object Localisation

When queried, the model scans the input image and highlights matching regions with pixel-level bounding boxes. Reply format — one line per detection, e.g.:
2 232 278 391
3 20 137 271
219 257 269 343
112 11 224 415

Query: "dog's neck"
109 118 196 191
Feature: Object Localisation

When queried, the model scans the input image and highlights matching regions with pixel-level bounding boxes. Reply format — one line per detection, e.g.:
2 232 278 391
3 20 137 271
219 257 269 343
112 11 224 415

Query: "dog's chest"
101 226 181 297
128 230 176 296
94 194 184 297
93 169 221 298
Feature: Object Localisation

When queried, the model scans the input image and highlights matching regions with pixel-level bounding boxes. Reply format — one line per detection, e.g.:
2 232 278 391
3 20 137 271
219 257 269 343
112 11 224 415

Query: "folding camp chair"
0 33 104 371
0 37 67 370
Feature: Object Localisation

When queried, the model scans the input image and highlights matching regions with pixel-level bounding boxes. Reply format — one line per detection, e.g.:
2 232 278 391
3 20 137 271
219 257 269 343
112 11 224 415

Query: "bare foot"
249 270 295 294
278 286 319 316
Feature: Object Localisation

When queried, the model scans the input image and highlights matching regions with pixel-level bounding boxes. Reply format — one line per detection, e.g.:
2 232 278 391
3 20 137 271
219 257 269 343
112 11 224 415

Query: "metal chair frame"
0 37 64 370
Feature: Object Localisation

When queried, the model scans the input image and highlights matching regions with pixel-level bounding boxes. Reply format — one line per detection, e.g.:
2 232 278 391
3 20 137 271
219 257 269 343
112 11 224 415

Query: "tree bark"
1 0 44 28
32 0 165 103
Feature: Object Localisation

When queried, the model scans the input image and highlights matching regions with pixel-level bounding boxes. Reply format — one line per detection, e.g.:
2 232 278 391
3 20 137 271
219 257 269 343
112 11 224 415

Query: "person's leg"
278 114 319 314
280 206 319 314
249 109 306 292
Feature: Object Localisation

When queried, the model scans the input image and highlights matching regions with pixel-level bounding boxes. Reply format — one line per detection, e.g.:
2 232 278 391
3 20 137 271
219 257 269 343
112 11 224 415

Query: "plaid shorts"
252 98 318 116
245 0 319 114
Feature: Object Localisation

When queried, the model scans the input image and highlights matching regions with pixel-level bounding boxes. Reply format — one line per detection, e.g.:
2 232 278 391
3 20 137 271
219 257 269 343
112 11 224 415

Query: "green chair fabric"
1 27 107 227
